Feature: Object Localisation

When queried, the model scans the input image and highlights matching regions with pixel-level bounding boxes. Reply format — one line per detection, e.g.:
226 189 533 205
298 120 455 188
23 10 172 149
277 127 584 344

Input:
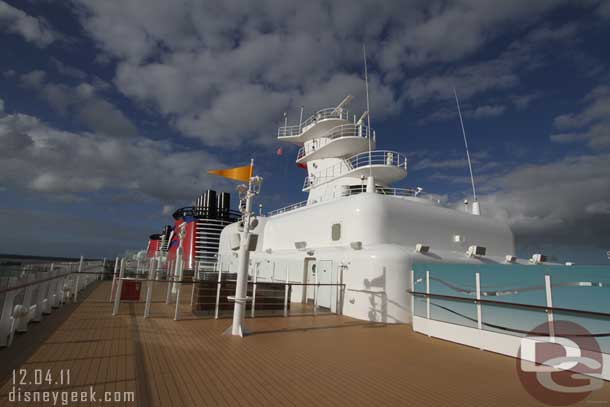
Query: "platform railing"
278 107 351 138
110 260 346 322
409 263 610 374
303 150 407 190
268 184 425 217
0 258 106 347
296 124 376 160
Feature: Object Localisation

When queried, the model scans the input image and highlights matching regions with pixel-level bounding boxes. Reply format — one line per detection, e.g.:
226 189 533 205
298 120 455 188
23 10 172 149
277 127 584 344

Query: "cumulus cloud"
0 104 228 203
480 154 610 251
405 23 577 106
551 85 610 150
0 1 57 46
19 70 139 138
71 0 574 145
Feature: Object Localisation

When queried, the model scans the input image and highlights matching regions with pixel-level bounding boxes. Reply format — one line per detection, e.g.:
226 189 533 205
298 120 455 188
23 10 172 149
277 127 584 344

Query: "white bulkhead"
217 96 515 324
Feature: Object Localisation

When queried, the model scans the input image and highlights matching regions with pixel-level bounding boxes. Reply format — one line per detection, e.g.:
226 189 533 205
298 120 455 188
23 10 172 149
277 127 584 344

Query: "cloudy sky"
0 0 609 263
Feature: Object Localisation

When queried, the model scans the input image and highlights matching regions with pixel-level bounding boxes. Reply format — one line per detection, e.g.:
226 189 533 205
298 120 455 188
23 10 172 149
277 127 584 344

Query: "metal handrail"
268 200 308 216
296 124 376 160
408 290 610 320
268 185 425 217
278 107 351 138
303 150 407 189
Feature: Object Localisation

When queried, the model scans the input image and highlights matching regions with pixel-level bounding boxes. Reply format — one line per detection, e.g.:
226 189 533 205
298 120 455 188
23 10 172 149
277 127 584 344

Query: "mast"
363 44 374 190
453 87 479 215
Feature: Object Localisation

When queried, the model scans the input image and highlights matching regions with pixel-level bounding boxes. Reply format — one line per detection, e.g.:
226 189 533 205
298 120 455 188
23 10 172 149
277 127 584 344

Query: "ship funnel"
217 192 231 219
203 189 217 219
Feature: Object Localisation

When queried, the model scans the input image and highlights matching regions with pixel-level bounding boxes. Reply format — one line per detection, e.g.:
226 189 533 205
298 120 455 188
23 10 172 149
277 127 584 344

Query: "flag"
276 147 283 156
208 163 253 182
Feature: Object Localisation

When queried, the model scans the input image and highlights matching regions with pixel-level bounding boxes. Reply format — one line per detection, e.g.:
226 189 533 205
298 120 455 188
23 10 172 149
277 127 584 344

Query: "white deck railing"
303 150 407 189
296 124 375 160
278 107 351 138
0 259 104 347
267 185 426 217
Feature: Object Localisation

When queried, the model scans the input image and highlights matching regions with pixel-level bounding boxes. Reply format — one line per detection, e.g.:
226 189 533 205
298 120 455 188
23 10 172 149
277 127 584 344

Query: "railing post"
251 264 258 318
73 255 84 302
165 265 173 304
144 259 155 318
475 272 482 330
544 274 555 339
0 277 19 347
109 257 119 302
283 265 289 318
174 282 182 321
314 264 319 316
425 270 430 319
214 268 222 319
410 270 415 319
112 258 125 316
100 258 106 281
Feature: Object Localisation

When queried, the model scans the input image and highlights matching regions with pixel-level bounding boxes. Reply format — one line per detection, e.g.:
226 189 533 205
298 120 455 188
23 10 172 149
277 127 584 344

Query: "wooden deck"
1 281 610 406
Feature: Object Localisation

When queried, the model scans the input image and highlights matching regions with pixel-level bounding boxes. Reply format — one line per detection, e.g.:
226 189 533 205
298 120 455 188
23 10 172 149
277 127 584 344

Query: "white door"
316 260 334 310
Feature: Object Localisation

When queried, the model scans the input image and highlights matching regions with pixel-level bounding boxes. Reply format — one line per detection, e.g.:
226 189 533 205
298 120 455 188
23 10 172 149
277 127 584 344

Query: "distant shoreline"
0 254 100 266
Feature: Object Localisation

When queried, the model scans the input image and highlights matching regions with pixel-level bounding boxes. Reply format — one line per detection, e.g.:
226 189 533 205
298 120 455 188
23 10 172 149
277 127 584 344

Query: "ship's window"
331 223 341 241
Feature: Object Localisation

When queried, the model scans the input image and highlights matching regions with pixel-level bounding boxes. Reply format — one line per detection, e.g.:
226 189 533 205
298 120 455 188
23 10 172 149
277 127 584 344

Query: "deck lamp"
467 245 486 257
415 244 430 254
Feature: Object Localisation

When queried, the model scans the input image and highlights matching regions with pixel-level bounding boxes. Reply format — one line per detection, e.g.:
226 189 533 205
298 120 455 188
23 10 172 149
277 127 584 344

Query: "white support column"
475 272 482 330
112 259 125 316
73 255 84 302
109 257 119 302
214 268 222 319
544 274 555 339
251 264 258 319
225 170 261 337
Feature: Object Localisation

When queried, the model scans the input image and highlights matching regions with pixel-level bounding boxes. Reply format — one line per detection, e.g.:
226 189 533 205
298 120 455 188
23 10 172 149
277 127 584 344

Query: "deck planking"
1 281 610 406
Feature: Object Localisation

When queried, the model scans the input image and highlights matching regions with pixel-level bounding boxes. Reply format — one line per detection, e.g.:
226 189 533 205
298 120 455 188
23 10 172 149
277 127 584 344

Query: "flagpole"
225 158 260 337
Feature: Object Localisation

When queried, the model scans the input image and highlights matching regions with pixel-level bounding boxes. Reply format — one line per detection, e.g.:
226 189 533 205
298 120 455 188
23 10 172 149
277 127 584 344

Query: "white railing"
0 258 105 347
278 107 351 138
268 185 426 217
267 200 308 216
303 150 407 189
296 124 376 160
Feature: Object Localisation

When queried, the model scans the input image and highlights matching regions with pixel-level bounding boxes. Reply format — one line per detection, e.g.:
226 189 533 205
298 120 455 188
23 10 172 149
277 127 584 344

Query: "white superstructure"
218 97 515 323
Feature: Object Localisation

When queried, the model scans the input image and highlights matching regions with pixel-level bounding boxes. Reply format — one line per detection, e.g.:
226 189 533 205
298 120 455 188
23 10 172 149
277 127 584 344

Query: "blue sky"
0 0 609 263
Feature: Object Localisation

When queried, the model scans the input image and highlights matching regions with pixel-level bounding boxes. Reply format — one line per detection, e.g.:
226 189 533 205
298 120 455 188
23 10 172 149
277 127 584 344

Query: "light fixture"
565 262 574 266
467 245 486 257
530 253 547 264
505 255 517 263
415 243 430 254
294 241 307 250
453 235 464 243
350 241 363 250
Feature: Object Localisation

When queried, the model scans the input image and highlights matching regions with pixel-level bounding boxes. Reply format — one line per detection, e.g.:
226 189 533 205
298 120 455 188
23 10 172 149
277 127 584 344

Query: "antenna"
363 44 372 178
453 87 480 215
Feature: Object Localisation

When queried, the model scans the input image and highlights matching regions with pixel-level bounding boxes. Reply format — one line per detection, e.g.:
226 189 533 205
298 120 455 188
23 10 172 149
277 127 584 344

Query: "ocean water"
412 263 610 353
